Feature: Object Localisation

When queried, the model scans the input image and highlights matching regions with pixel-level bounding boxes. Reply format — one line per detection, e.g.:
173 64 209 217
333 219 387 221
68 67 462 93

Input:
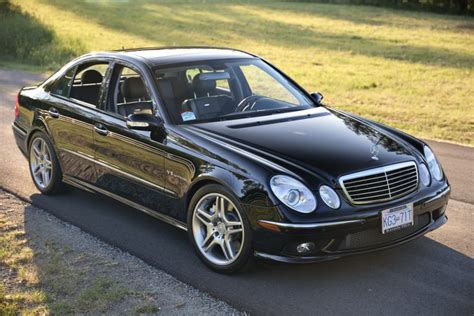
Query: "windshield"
153 59 314 124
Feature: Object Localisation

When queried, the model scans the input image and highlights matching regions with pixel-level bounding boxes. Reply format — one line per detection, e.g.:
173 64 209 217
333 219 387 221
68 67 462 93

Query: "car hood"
191 107 415 181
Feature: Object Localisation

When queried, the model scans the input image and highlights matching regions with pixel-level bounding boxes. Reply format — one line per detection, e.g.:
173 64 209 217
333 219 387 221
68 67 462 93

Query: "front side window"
154 59 313 124
106 64 153 117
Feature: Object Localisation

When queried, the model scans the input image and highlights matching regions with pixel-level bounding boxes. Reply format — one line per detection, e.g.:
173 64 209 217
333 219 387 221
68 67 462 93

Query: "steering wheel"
234 95 264 112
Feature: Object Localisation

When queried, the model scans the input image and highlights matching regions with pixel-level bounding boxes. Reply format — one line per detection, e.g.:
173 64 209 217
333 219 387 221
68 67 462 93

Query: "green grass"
0 2 84 70
4 0 474 144
0 207 159 315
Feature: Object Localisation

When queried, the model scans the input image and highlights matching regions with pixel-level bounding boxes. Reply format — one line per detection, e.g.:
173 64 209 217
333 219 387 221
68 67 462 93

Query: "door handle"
94 124 109 136
48 107 60 118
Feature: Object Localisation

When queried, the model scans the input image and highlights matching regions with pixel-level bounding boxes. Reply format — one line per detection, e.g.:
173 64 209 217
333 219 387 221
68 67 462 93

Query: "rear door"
92 61 173 213
45 60 110 183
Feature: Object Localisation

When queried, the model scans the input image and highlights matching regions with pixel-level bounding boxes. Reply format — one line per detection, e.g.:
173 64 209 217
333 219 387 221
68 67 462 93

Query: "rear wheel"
28 131 65 194
188 184 252 274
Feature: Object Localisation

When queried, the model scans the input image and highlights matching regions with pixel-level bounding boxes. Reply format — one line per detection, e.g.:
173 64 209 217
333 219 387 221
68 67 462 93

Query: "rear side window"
50 67 76 97
69 62 109 107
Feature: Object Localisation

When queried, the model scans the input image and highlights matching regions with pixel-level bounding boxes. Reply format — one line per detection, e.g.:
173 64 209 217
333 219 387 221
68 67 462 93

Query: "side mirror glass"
126 113 163 131
310 92 324 105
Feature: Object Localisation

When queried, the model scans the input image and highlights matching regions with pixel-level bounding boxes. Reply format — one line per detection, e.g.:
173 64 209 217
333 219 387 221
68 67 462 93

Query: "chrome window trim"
339 161 419 205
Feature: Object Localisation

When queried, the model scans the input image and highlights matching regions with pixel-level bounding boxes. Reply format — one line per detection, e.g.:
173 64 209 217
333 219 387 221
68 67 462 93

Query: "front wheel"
187 184 253 274
28 131 65 194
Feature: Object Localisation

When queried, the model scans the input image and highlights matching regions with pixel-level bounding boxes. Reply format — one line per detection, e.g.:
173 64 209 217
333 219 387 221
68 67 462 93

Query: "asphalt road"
1 69 473 315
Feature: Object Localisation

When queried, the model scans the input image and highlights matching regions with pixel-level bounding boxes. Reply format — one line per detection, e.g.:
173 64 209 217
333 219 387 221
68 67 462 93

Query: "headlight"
270 175 316 213
319 185 340 209
419 163 431 186
424 146 443 181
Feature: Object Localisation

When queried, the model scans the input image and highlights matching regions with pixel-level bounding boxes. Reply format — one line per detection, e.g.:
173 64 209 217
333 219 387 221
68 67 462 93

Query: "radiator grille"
340 162 419 205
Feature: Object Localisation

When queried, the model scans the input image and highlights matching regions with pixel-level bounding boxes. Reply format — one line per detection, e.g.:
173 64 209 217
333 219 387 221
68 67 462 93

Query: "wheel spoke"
225 220 242 228
196 208 213 226
33 165 41 175
203 237 217 253
44 158 52 171
220 239 234 260
227 227 243 236
40 140 46 156
43 170 50 186
33 146 41 159
216 196 226 219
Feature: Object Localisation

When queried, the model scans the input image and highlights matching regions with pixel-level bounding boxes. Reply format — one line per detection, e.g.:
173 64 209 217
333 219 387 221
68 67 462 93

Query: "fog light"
296 242 316 254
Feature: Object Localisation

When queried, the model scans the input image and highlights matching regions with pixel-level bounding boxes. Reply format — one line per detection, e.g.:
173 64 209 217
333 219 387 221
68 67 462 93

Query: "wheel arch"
185 176 230 213
27 116 56 150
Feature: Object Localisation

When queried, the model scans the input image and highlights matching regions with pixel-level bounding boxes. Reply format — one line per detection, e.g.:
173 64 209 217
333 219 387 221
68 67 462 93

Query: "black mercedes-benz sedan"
12 47 450 273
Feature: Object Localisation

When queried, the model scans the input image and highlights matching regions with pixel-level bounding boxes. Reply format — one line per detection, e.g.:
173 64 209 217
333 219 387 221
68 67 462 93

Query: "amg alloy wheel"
188 185 252 273
30 137 53 189
28 131 64 194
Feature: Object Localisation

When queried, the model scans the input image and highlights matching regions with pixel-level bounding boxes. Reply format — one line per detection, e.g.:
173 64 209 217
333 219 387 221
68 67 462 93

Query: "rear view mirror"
126 113 163 131
310 92 324 105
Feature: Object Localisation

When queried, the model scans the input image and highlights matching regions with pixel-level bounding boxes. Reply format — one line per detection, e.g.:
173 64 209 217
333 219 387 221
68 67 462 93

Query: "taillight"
15 94 20 118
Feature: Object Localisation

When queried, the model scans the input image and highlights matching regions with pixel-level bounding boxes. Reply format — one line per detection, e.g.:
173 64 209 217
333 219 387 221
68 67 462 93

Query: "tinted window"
107 64 153 117
69 62 109 107
153 59 313 124
50 67 75 97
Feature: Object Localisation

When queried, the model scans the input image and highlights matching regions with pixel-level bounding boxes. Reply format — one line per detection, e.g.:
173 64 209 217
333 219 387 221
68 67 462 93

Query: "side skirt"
63 175 188 231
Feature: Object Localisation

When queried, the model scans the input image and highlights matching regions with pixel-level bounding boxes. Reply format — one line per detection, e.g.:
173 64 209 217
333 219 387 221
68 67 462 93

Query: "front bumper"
253 185 450 263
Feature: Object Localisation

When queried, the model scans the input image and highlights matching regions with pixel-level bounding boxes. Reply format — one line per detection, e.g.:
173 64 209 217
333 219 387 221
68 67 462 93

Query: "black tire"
187 184 253 274
28 130 65 195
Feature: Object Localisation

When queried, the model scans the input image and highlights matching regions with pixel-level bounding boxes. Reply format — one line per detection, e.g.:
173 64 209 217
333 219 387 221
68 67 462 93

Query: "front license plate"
381 203 414 234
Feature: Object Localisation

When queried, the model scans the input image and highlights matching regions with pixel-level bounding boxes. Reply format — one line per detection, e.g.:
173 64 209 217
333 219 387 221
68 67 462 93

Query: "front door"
93 62 173 214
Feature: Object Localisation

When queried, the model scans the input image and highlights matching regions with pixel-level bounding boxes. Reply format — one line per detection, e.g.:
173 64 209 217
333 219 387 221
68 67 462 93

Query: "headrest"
121 77 147 99
81 69 103 84
193 74 217 96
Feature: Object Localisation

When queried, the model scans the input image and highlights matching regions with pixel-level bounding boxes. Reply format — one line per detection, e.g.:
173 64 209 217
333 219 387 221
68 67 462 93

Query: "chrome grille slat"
349 185 388 196
344 174 386 185
390 183 418 195
390 178 418 191
344 179 389 189
385 167 415 176
349 187 390 196
388 174 418 187
339 162 419 205
386 171 417 182
350 191 391 199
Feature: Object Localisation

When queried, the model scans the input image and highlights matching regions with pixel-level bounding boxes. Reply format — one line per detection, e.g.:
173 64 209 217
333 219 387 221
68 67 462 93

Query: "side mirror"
126 113 163 131
310 92 324 105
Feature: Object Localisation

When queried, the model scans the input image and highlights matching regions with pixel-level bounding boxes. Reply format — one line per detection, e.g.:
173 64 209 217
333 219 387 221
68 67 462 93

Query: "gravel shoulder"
0 189 239 315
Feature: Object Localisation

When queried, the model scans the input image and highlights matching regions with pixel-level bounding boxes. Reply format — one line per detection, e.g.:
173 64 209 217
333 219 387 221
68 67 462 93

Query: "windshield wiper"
218 107 307 121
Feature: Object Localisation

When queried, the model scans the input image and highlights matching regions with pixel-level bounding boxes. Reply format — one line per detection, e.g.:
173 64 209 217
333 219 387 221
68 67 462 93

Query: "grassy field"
2 0 473 145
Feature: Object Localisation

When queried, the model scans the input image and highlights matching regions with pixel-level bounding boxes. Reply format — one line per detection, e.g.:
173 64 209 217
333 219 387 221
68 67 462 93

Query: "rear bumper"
12 122 28 156
253 185 450 263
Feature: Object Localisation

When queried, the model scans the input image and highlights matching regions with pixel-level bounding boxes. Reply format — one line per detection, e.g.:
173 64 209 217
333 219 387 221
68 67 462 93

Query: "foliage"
292 0 474 15
0 1 84 69
4 0 474 144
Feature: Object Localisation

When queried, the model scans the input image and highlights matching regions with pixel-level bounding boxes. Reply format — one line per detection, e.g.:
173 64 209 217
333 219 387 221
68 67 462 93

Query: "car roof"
83 47 258 68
